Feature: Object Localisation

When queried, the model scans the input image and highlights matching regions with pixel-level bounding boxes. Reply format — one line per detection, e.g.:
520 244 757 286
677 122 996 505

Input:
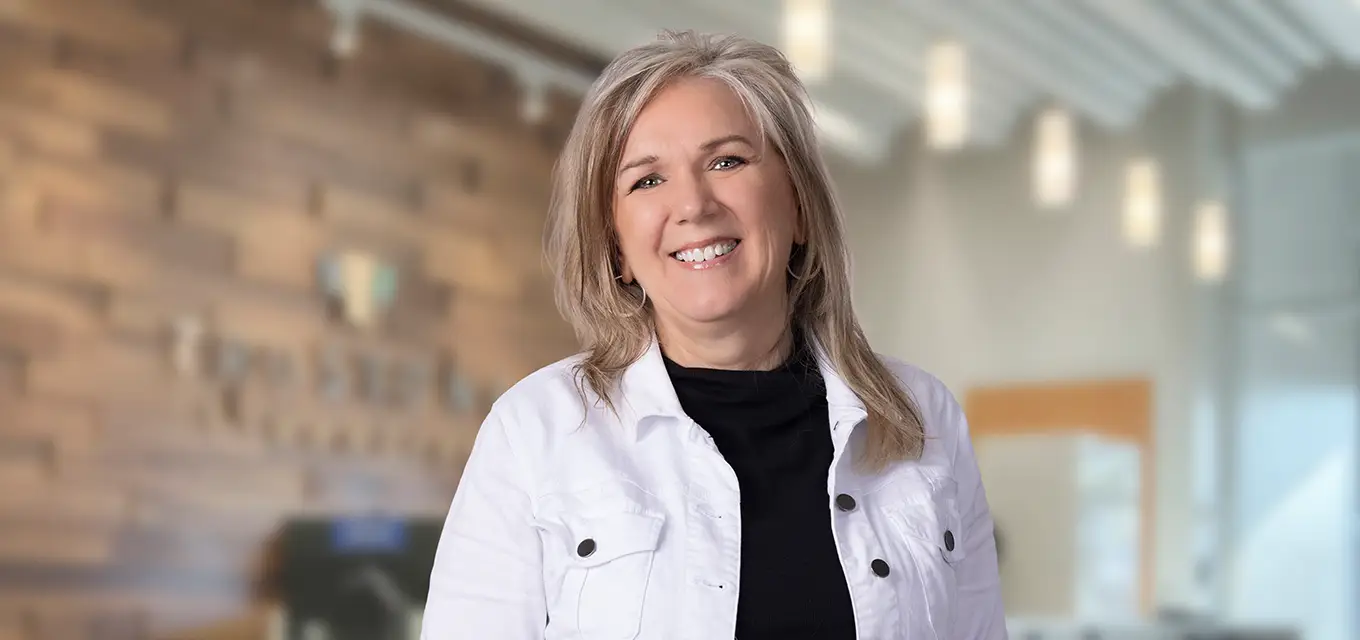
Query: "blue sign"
330 517 409 553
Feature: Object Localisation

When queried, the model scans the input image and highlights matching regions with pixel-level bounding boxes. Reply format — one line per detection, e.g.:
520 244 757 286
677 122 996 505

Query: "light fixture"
1033 107 1077 208
926 41 969 151
328 2 363 58
1123 158 1161 248
519 79 548 124
1193 200 1229 282
783 0 831 81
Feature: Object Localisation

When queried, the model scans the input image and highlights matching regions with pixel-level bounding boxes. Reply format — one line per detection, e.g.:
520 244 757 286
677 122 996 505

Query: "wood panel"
0 0 588 636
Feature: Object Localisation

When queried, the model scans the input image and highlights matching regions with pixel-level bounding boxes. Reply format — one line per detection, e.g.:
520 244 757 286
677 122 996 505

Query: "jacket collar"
615 333 868 440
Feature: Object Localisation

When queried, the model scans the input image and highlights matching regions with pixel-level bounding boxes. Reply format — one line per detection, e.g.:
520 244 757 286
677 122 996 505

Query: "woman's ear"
617 252 634 284
793 210 807 245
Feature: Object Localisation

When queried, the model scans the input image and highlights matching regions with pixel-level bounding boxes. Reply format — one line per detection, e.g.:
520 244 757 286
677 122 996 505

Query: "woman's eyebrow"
619 154 658 175
700 134 754 151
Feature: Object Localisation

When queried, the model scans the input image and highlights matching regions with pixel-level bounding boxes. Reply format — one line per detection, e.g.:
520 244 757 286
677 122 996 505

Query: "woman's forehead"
623 78 760 150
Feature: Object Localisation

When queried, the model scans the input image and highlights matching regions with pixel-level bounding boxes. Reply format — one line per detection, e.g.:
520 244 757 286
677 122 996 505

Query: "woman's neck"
656 314 795 371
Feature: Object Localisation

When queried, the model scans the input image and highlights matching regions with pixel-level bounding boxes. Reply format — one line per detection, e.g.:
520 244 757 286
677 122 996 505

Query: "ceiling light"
926 41 968 151
1193 200 1229 282
1034 107 1077 209
783 0 831 81
1123 159 1161 248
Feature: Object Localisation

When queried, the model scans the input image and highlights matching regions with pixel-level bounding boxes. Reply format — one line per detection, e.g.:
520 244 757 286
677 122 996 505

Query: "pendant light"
1034 107 1077 208
926 41 968 151
783 0 830 81
1193 200 1229 282
1123 158 1162 248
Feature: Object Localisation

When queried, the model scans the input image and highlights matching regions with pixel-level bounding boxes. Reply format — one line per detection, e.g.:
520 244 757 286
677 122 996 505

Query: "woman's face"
612 76 802 334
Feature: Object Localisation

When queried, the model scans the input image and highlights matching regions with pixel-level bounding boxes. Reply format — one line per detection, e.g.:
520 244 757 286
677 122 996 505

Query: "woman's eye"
711 156 747 170
630 175 663 192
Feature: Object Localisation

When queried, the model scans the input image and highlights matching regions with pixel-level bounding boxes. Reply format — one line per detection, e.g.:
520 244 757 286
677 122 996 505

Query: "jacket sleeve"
947 392 1009 640
421 408 546 639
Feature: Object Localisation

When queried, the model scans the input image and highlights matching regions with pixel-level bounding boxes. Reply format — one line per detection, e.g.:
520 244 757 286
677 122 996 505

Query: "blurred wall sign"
439 357 479 414
391 358 434 409
317 345 352 403
212 336 253 383
318 250 399 329
259 346 298 390
358 353 389 404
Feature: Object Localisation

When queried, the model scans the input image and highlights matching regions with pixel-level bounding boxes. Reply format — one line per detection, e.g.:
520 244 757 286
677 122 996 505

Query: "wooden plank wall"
0 0 584 637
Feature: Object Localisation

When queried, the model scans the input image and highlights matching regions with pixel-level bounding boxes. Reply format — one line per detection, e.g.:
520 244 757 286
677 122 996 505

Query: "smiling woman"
612 76 803 369
420 30 1007 640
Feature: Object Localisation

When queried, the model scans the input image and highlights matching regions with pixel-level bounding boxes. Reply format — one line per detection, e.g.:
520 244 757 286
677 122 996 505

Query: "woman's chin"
669 296 746 325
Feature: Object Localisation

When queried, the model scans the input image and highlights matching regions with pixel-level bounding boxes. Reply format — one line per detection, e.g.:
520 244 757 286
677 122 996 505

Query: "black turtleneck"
662 340 856 640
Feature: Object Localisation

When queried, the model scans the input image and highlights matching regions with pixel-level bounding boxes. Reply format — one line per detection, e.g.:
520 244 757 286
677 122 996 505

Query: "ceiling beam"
1229 1 1329 69
323 0 599 92
1077 0 1275 110
450 0 663 61
897 0 1136 128
1286 0 1360 64
1020 0 1173 92
955 0 1150 116
852 1 1037 131
1170 0 1298 91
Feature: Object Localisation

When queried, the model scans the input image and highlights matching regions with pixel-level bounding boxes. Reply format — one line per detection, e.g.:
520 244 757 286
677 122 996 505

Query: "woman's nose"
671 172 717 224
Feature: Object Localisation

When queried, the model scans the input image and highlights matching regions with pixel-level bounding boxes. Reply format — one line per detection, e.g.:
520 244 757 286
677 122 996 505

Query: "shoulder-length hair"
544 30 924 468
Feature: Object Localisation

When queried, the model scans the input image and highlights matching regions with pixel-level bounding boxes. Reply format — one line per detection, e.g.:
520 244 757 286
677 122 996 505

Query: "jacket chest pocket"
883 471 966 640
546 494 665 640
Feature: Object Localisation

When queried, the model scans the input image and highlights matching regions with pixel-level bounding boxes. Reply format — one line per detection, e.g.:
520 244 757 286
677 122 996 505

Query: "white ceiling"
448 0 1360 162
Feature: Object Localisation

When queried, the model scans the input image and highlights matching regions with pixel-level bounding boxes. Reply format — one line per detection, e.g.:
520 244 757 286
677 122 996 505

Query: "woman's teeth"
672 241 738 263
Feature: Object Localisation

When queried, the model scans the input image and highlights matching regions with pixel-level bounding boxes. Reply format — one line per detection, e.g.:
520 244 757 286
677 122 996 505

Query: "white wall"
835 85 1221 612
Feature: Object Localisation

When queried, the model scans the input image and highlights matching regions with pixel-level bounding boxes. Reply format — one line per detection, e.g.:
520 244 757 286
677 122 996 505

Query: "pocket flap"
561 511 664 569
886 471 967 564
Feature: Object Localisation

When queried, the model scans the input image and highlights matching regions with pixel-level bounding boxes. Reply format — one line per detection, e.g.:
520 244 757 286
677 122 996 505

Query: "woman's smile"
670 239 741 270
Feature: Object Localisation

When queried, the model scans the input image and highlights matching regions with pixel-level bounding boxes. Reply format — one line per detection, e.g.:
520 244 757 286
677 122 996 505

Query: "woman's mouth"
670 240 740 269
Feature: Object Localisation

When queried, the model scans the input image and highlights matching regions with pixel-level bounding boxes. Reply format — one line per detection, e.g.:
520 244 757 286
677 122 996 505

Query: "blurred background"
0 0 1356 639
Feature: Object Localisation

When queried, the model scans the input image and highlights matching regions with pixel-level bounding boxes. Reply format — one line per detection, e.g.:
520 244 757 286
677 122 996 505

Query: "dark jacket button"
835 493 857 512
576 538 596 557
871 558 890 578
944 530 955 552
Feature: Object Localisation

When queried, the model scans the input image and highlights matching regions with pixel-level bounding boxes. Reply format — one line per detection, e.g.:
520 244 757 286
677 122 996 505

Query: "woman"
422 31 1006 639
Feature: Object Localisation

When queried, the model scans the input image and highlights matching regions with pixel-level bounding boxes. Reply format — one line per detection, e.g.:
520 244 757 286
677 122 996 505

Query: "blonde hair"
544 31 924 468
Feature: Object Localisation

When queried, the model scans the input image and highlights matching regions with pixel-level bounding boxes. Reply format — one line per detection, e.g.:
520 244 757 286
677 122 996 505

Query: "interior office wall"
834 86 1224 610
837 63 1360 631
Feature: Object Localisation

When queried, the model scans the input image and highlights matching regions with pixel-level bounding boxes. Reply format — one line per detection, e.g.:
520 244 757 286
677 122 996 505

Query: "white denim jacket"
421 338 1007 639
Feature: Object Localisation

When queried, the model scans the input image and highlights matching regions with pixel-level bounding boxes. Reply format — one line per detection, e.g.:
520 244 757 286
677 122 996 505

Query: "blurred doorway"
965 378 1153 621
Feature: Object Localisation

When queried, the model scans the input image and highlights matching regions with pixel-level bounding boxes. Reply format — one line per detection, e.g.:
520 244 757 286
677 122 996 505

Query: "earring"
632 286 648 315
616 275 648 315
787 264 801 280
